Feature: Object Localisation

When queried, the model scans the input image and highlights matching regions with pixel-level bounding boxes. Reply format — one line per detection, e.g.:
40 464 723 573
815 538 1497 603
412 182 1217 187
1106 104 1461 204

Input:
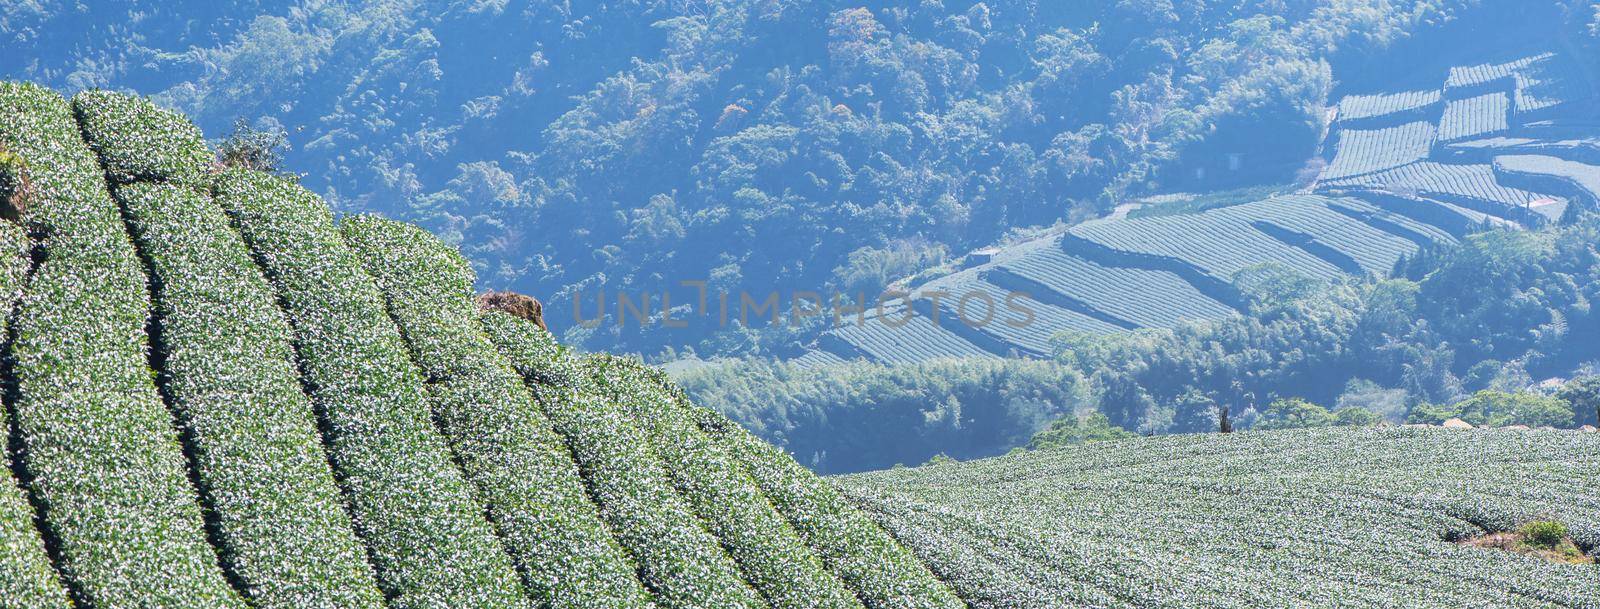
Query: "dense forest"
11 1 1600 473
681 207 1600 472
0 0 1495 356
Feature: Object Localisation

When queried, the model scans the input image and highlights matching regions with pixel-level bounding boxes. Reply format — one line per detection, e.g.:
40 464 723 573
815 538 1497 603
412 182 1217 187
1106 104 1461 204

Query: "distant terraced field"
797 50 1598 366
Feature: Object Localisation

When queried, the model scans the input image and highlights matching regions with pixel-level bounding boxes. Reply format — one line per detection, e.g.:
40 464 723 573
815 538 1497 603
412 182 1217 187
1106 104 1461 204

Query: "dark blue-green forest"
9 0 1600 472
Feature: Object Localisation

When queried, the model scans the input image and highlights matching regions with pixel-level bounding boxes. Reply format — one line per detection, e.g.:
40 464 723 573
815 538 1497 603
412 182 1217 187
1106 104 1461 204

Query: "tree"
1027 412 1135 450
216 117 290 173
1409 390 1575 428
1555 376 1600 427
1331 407 1380 427
1254 398 1334 430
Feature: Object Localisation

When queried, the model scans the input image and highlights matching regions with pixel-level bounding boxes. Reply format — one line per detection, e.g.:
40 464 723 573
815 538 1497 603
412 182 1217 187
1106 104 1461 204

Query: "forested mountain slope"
0 86 957 609
0 0 1488 355
799 47 1600 365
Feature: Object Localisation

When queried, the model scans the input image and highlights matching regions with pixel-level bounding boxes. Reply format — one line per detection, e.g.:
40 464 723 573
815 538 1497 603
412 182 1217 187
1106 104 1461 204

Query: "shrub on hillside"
1520 520 1569 548
1254 398 1335 430
0 81 245 609
212 168 527 609
340 214 651 609
216 117 289 173
1028 412 1136 450
72 90 212 185
481 312 767 609
113 182 385 609
589 355 863 609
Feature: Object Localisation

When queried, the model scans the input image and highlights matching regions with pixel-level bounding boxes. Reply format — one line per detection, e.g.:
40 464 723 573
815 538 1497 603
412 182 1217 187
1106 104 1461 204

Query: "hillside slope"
799 48 1598 365
842 428 1600 609
0 85 958 609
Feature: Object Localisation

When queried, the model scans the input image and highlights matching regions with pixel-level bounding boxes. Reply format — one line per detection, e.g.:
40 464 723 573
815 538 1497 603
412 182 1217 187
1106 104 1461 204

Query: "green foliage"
113 181 385 609
482 315 766 609
72 89 212 185
1520 519 1569 548
1126 184 1290 219
9 0 1470 357
1332 406 1382 427
590 356 863 609
1254 398 1335 430
216 117 289 172
0 81 245 609
694 400 965 609
1027 412 1136 450
676 357 1092 473
0 220 69 609
212 169 528 609
843 428 1600 608
832 239 947 297
1555 376 1600 427
1408 390 1575 428
1049 216 1600 437
339 214 651 609
1336 379 1407 422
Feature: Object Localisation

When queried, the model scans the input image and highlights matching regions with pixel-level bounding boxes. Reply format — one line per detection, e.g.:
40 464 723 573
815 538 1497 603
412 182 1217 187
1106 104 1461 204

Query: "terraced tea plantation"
0 84 963 609
797 50 1599 365
841 427 1600 609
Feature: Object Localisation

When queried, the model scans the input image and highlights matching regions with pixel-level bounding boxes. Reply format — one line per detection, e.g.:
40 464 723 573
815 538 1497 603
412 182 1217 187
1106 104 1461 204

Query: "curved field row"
1070 198 1350 282
485 317 767 609
1321 121 1437 181
1510 55 1590 120
671 385 967 609
1321 161 1549 218
0 220 69 609
341 215 652 609
792 348 851 368
1494 154 1600 206
1336 89 1441 126
913 270 1125 357
215 170 529 609
1242 195 1433 275
591 356 863 609
826 303 1000 364
0 83 244 608
995 241 1236 328
1446 53 1550 93
842 428 1600 609
1323 197 1460 245
87 91 386 609
1438 92 1509 143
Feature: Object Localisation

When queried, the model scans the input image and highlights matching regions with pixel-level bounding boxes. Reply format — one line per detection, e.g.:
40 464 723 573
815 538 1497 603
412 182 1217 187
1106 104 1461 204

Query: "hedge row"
589 356 864 609
0 81 245 608
211 169 528 609
0 220 70 609
480 311 766 609
339 214 651 609
112 182 386 609
71 90 212 185
647 375 966 609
